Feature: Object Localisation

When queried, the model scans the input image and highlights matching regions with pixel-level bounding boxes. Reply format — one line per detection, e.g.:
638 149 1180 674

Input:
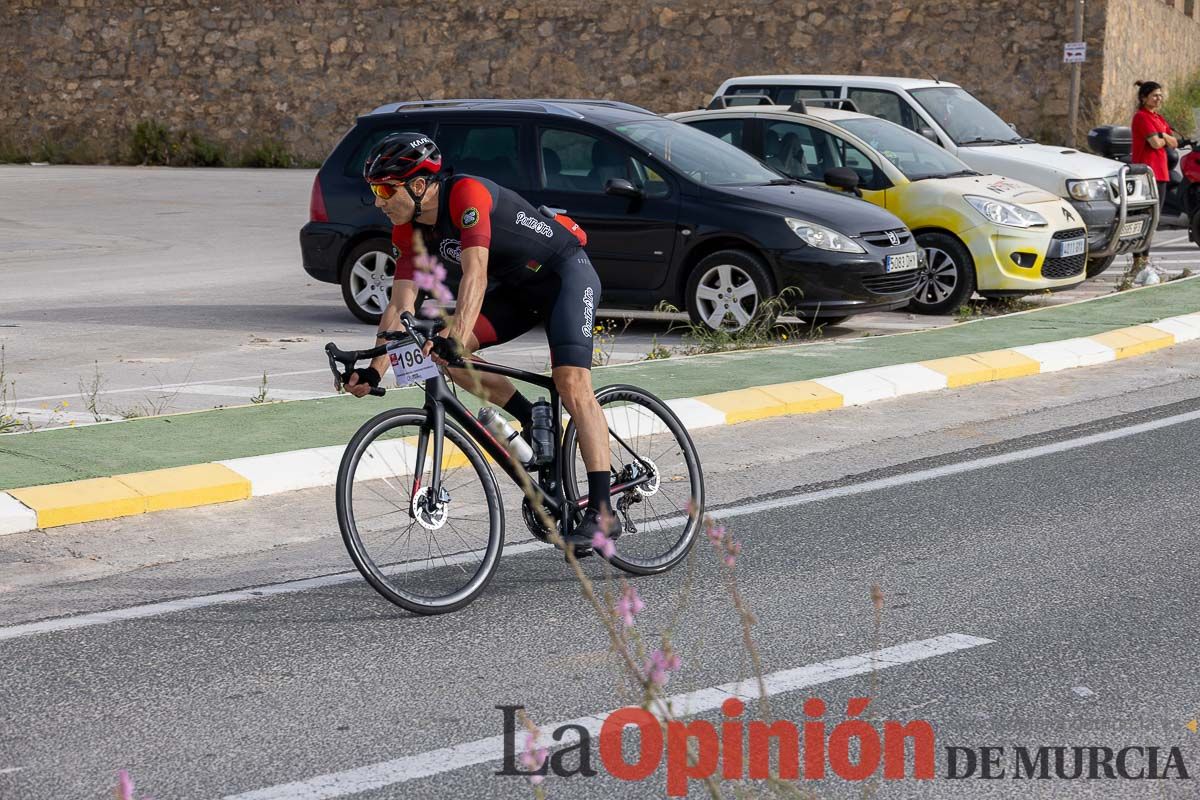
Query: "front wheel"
910 232 976 314
685 250 775 332
336 408 504 614
562 385 704 575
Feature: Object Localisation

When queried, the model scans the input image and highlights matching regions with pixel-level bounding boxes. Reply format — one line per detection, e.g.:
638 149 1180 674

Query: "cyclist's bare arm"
346 278 416 397
445 246 488 350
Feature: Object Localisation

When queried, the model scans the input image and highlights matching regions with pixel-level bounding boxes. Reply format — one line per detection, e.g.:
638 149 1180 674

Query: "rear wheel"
562 385 704 575
1190 210 1200 249
911 232 976 314
341 239 394 324
336 408 504 614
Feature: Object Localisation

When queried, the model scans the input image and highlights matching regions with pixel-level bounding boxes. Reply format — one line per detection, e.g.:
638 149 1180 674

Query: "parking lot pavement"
1 166 1196 425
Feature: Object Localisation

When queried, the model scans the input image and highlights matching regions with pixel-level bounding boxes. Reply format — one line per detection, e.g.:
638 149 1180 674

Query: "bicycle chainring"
521 497 558 544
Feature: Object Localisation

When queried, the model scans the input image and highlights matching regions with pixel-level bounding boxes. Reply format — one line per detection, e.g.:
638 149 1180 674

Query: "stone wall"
1099 0 1200 127
0 0 1194 162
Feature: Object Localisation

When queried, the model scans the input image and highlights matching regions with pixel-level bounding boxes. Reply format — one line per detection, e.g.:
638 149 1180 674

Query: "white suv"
712 75 1160 278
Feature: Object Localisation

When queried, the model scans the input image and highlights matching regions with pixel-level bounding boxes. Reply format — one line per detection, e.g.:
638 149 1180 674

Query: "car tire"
1085 254 1117 279
340 239 395 325
685 250 775 332
1190 210 1200 249
911 232 976 315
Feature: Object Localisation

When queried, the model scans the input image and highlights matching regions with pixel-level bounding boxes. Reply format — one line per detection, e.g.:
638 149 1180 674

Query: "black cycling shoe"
562 507 621 558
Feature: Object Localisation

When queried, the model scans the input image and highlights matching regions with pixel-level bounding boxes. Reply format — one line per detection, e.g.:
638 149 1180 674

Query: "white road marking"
221 633 995 800
1 407 1198 642
14 368 330 404
0 767 23 775
169 384 336 401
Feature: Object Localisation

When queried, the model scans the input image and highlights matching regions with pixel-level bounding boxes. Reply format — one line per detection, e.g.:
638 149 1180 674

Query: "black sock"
502 391 534 431
587 471 612 514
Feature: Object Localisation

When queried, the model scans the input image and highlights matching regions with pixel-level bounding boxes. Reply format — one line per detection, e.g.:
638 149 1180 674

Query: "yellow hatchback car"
670 104 1089 313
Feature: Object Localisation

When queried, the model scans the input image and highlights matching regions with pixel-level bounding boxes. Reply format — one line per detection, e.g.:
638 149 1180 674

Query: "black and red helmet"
363 132 442 183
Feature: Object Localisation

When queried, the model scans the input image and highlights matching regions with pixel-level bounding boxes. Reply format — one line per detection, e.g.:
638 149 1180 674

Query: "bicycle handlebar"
325 314 454 397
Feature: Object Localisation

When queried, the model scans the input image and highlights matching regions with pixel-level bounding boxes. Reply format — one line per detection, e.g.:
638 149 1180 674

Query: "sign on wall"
1063 42 1087 63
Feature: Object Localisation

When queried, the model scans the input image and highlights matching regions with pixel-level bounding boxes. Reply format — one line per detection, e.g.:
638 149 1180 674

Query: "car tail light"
309 174 329 222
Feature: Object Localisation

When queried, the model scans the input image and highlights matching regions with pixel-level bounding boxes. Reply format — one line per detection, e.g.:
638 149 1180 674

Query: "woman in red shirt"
1130 80 1177 266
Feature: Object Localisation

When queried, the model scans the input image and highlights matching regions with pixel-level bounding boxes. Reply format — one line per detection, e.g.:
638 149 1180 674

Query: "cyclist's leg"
545 251 617 537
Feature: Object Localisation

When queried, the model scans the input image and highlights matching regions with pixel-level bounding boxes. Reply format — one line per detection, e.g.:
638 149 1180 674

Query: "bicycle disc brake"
411 486 450 531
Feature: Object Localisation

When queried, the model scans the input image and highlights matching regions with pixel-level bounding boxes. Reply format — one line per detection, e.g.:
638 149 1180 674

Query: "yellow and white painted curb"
2 312 1198 536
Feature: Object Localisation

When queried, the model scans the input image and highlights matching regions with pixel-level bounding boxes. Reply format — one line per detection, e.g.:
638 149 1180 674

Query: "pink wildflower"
615 583 644 627
707 523 726 544
115 771 135 800
645 648 682 687
591 530 616 559
518 730 549 785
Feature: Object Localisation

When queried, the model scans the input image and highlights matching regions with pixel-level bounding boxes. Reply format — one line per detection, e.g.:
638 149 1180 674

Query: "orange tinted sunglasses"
369 182 404 199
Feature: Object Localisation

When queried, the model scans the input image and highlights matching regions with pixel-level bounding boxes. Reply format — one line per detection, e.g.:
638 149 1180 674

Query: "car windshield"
909 87 1023 146
613 119 782 186
837 116 977 180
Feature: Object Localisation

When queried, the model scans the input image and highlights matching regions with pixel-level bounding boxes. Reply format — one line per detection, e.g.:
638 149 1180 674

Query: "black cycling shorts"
472 250 600 369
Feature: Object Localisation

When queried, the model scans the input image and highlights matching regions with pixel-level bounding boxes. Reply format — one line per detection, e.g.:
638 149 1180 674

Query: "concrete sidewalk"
2 277 1199 534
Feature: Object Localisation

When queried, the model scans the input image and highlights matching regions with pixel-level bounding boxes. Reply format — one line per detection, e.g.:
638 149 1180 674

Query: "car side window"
830 135 888 190
847 89 920 132
435 124 526 188
762 120 824 182
764 120 886 190
686 118 745 149
727 85 838 105
538 128 669 198
345 123 433 178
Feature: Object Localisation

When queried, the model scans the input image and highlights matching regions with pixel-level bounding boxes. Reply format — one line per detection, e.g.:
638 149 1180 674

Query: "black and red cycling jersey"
391 174 587 283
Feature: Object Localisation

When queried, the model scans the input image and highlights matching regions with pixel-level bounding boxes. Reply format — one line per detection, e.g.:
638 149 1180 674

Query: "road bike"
324 312 704 614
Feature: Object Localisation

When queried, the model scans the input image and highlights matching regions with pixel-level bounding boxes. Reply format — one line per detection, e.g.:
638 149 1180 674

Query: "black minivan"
301 99 919 329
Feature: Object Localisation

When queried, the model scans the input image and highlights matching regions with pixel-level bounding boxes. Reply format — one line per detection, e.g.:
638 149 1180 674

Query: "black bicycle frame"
326 320 655 539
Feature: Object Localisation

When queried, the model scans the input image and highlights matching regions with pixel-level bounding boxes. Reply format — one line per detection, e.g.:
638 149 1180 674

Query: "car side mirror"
605 178 643 199
1008 122 1018 131
918 127 941 146
823 167 862 197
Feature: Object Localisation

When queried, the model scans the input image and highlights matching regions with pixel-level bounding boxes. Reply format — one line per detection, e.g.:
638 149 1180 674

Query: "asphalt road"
0 345 1197 799
1 166 1195 427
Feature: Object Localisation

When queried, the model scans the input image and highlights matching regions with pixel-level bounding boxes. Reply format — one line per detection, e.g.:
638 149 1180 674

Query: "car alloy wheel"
915 246 959 306
341 240 395 324
692 262 761 331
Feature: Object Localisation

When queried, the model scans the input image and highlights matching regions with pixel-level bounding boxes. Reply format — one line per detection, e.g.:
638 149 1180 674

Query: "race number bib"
386 341 440 386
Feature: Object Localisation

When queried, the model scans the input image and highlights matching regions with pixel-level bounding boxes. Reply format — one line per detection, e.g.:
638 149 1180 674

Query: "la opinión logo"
497 701 1193 794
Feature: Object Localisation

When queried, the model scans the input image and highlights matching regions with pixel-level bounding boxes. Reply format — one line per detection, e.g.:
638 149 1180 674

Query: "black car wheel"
341 239 394 324
1190 210 1200 249
911 232 976 315
1085 254 1116 279
685 250 775 332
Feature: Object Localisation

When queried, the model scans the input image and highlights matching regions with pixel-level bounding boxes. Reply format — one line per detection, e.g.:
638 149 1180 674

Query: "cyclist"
345 132 619 549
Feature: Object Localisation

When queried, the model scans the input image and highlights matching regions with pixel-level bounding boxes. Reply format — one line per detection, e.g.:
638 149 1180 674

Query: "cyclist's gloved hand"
430 335 465 365
345 366 381 398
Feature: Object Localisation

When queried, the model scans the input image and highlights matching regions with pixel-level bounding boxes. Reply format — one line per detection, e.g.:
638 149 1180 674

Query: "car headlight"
784 218 865 253
1066 178 1110 202
964 196 1047 228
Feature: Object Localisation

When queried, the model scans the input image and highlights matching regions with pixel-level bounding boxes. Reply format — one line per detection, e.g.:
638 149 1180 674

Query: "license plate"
387 341 440 386
886 251 919 273
1060 238 1086 258
1119 220 1146 239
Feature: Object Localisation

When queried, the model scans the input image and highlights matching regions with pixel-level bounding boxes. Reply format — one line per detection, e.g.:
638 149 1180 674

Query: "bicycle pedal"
567 545 594 561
